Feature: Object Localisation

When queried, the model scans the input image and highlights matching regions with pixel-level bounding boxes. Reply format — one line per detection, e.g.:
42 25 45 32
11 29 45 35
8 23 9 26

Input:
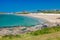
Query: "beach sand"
19 13 60 23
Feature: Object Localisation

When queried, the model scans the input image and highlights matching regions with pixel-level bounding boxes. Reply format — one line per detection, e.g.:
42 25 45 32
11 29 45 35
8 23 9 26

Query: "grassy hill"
0 26 60 40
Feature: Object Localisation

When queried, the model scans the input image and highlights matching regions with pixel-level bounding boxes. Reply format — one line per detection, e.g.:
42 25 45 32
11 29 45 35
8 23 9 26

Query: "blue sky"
0 0 60 12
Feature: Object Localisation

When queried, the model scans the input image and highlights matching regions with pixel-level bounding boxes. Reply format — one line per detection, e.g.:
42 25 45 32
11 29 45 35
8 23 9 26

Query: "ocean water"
0 14 46 28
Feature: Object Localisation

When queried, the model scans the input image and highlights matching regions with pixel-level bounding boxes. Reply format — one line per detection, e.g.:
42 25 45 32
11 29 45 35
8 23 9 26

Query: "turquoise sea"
0 14 46 28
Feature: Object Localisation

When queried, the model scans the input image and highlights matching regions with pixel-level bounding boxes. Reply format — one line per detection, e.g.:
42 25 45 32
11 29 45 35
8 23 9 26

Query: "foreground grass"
1 26 60 40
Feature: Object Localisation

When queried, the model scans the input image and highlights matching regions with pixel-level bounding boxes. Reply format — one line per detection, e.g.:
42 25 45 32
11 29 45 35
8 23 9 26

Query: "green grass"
0 26 60 40
30 26 60 36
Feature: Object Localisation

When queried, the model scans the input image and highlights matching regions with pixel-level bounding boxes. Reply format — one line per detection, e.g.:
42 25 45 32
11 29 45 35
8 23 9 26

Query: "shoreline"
0 13 60 35
18 13 60 23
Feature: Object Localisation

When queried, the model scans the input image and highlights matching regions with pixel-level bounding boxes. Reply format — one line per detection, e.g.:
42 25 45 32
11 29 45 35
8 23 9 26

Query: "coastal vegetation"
16 12 29 14
1 9 60 14
0 26 60 40
16 9 60 14
16 11 29 14
36 9 60 13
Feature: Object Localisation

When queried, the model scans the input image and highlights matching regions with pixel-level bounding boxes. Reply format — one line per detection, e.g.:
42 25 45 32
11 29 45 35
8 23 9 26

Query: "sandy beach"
19 13 60 24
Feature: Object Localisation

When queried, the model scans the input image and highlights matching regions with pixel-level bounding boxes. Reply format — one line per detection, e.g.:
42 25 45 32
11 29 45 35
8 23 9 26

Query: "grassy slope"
1 26 60 40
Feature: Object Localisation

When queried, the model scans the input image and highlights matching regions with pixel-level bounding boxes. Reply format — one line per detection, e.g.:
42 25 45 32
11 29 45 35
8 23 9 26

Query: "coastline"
17 13 60 27
18 13 60 23
0 13 60 35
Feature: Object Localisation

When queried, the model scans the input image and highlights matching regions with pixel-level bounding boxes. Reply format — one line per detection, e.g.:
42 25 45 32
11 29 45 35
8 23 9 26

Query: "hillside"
0 26 60 40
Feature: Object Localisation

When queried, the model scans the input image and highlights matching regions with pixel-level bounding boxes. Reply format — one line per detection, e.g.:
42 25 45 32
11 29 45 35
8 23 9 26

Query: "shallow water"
0 14 46 28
